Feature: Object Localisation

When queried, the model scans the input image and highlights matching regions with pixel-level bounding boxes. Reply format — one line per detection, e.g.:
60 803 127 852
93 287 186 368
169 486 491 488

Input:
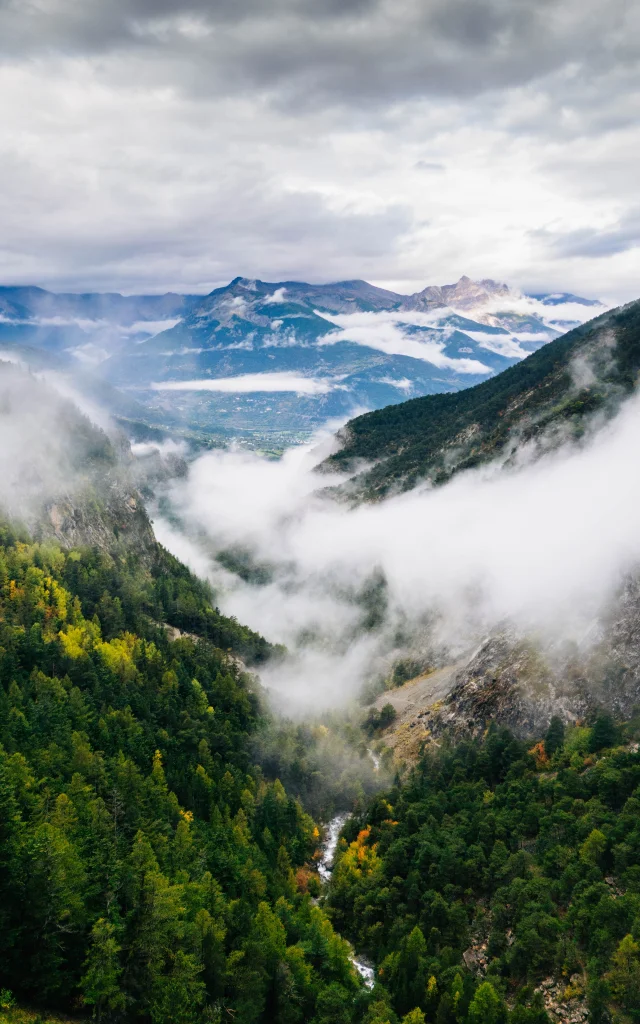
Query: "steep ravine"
317 814 376 989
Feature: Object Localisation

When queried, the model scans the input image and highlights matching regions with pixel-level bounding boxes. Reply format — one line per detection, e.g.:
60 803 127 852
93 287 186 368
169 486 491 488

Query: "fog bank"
154 390 640 711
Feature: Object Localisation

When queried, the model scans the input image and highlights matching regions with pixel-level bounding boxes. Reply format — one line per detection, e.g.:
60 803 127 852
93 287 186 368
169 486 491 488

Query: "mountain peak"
400 274 512 312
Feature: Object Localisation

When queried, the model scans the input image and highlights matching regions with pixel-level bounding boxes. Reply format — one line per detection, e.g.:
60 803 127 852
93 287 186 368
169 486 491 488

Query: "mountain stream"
317 758 379 989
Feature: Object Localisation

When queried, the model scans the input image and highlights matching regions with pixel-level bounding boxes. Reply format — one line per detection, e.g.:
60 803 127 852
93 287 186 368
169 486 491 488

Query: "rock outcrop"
376 571 640 755
400 275 512 312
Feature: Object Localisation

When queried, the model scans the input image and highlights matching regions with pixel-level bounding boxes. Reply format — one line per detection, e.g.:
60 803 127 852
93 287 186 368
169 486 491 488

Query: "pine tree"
81 918 125 1022
150 950 205 1024
467 982 508 1024
544 716 565 756
402 1011 426 1024
0 752 21 967
589 715 617 752
606 933 640 1011
393 926 428 1016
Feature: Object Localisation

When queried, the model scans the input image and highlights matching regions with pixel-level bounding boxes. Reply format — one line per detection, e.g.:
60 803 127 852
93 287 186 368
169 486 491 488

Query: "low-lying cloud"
378 376 413 391
0 314 181 335
151 372 333 394
319 314 491 374
460 332 530 358
476 294 606 324
314 296 607 373
154 389 640 711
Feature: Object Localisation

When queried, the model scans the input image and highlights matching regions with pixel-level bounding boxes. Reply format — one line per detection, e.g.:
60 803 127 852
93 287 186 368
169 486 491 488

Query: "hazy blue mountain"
527 291 602 306
0 285 199 375
0 276 604 442
0 284 197 322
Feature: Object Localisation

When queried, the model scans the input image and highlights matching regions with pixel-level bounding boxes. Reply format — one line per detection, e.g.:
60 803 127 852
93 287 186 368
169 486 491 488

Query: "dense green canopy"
0 523 365 1024
327 723 640 1022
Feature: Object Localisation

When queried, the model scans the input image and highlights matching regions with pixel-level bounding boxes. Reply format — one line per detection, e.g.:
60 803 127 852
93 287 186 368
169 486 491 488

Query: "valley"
2 288 640 1024
2 0 637 1018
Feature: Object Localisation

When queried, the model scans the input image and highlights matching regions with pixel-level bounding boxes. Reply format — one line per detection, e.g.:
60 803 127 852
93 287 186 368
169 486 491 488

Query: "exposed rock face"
377 574 640 749
419 634 595 741
594 574 640 716
460 914 589 1022
400 275 512 312
182 275 516 329
187 275 514 321
533 977 588 1023
189 276 403 320
39 486 156 556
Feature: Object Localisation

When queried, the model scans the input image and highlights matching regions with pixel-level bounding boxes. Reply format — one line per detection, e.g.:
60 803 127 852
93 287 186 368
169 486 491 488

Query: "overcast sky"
0 0 638 300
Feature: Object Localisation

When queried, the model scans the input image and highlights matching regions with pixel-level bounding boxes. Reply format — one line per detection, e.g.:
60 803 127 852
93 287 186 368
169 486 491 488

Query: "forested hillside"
0 522 371 1024
325 299 640 498
328 721 640 1023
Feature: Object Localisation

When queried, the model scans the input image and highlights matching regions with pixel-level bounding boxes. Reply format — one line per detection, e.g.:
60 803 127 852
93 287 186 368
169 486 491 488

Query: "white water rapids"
317 813 349 884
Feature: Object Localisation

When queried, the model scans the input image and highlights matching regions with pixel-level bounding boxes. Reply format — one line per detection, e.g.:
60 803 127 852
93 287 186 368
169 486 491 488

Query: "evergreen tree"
544 716 565 757
0 528 362 1023
150 950 205 1024
392 927 429 1016
467 982 507 1024
81 918 126 1022
589 715 618 752
606 934 640 1012
586 977 611 1024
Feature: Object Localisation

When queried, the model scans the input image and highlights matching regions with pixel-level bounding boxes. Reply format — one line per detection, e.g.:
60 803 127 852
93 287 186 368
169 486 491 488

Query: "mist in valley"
150 384 640 716
6 337 640 728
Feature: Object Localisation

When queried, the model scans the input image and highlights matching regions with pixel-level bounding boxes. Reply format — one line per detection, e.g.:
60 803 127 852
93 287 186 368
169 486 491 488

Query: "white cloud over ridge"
476 295 607 324
312 295 607 369
461 332 529 359
318 314 491 373
378 376 413 391
156 391 640 711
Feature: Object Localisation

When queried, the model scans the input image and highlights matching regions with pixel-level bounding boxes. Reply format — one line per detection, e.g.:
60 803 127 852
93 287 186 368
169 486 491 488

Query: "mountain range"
0 275 604 444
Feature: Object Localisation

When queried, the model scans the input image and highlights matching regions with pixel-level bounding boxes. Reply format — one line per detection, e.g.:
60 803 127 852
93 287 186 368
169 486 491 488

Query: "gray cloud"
0 152 412 290
534 210 640 260
0 0 636 107
0 0 638 297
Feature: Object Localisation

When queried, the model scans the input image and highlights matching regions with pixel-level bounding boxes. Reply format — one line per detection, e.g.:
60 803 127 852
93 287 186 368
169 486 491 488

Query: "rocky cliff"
376 572 640 759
